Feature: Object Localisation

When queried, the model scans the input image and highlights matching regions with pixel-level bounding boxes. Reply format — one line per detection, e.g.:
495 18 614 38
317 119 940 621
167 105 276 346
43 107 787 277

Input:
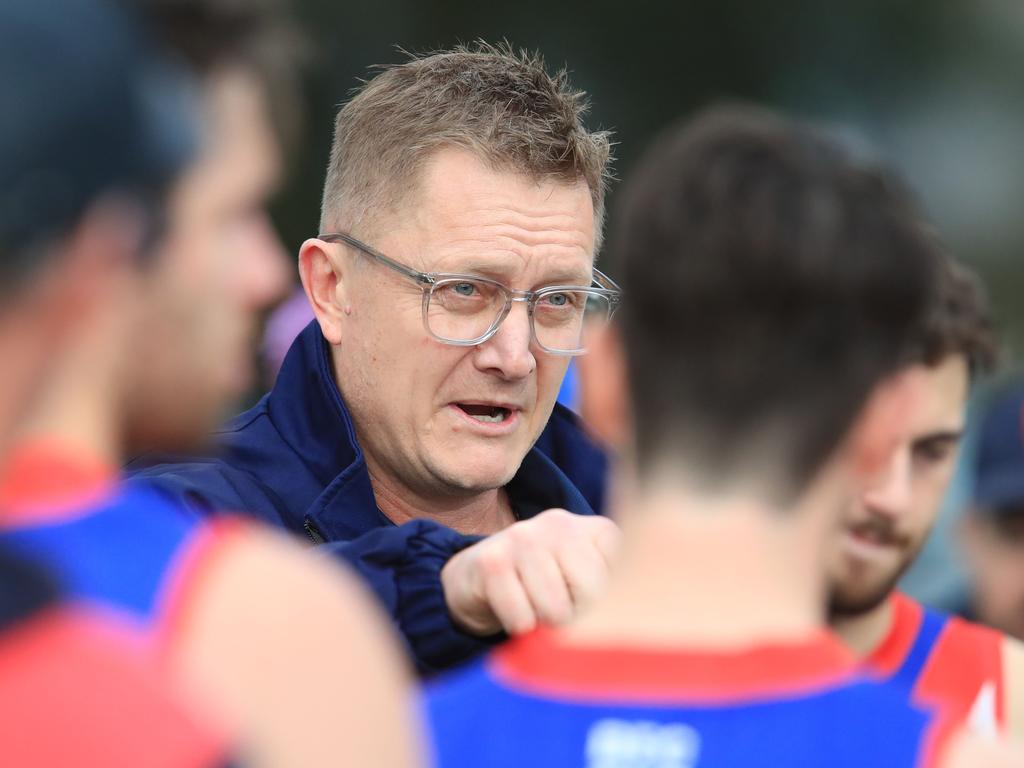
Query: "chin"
435 459 520 494
828 574 902 618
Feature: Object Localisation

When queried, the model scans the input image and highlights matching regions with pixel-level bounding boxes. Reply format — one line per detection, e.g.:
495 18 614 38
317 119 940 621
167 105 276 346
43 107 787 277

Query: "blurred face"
828 354 969 616
125 67 289 449
331 149 595 498
962 509 1024 641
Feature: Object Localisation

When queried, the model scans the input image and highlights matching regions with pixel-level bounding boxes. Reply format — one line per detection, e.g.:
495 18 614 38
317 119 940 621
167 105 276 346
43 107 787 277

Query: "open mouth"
454 403 513 424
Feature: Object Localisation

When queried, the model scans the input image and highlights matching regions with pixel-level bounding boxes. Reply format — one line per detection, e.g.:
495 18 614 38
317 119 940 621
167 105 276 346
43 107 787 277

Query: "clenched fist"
441 509 620 636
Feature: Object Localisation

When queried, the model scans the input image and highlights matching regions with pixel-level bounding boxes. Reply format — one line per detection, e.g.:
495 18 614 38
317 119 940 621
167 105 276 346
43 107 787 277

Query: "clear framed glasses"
319 232 621 355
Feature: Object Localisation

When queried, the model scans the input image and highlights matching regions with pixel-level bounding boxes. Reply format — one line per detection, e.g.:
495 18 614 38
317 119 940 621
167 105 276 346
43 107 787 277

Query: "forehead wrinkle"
428 229 592 283
433 209 593 252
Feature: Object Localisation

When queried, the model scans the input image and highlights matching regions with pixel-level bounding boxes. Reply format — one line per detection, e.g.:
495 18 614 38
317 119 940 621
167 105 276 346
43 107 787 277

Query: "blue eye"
547 292 569 307
453 282 477 297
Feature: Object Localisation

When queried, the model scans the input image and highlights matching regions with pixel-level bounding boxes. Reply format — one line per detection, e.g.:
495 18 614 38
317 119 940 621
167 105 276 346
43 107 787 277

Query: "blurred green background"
274 0 1024 356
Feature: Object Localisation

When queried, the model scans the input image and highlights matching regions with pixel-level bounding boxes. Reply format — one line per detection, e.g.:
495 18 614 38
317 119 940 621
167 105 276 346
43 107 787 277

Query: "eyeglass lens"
426 278 611 352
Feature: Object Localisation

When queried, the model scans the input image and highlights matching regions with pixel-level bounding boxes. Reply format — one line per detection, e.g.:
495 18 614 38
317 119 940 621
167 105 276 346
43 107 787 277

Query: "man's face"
331 149 595 498
828 354 970 616
126 67 289 449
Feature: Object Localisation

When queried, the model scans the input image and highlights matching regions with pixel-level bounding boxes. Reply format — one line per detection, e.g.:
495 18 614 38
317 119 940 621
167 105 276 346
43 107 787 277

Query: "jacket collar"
266 321 596 539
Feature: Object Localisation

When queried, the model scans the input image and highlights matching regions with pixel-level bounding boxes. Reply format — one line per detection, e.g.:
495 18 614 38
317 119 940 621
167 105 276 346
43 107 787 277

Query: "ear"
576 322 631 450
299 238 347 345
845 366 923 483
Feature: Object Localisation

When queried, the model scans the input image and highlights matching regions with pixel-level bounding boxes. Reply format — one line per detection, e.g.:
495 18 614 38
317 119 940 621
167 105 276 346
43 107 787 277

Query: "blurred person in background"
959 384 1024 643
0 0 241 763
131 43 621 675
827 258 1024 739
424 105 1015 767
0 0 421 765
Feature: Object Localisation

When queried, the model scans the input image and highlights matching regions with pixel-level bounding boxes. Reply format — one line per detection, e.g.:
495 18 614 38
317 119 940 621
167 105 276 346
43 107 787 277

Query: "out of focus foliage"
273 0 1024 354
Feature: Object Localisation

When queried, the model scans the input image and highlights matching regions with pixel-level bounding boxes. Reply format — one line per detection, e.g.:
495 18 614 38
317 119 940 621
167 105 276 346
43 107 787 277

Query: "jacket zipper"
303 519 326 545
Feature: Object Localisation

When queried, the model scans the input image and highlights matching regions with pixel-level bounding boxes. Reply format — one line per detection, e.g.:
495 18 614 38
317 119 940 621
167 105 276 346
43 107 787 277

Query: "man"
827 258 1024 738
960 384 1024 642
424 106 1013 766
131 43 622 674
0 0 420 765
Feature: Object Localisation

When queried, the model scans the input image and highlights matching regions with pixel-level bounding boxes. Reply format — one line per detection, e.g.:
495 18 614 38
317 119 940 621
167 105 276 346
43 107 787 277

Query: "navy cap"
972 384 1024 511
0 0 198 281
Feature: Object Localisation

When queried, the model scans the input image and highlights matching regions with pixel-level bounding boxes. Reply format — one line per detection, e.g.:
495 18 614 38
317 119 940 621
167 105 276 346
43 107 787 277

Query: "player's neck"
567 483 831 649
16 313 126 468
829 597 895 658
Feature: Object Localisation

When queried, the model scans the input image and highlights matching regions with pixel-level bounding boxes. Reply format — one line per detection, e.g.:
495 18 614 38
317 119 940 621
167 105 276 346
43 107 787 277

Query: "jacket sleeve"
317 520 505 676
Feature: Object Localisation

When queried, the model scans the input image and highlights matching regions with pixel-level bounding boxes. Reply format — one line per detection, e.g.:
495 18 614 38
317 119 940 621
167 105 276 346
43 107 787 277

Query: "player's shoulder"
926 608 1006 685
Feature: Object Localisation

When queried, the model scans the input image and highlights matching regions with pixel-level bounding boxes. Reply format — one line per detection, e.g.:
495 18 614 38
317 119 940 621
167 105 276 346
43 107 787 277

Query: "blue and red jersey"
0 544 228 766
0 441 246 654
866 591 1006 737
424 627 949 767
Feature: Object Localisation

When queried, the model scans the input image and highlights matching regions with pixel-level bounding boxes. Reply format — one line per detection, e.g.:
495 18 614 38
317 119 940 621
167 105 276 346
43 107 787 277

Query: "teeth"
471 409 505 423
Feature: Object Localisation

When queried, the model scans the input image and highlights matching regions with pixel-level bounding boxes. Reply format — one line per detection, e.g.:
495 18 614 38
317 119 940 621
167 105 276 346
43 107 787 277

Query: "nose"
472 299 537 381
862 447 913 520
238 213 290 309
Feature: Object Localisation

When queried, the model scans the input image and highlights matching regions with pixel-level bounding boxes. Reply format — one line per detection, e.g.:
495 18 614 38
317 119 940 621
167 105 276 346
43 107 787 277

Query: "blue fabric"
0 485 203 627
424 661 934 767
892 606 949 691
127 320 609 673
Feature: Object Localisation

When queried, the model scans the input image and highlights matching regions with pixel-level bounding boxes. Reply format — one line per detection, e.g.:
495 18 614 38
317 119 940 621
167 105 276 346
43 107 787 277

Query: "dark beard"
828 514 927 619
827 568 907 619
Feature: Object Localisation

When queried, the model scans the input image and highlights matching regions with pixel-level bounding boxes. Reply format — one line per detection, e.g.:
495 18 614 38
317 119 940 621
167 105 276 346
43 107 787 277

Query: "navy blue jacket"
127 321 608 674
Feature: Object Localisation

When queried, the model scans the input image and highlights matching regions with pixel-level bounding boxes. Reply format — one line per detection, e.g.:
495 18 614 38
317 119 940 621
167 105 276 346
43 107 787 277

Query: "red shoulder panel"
915 615 1006 735
0 608 227 766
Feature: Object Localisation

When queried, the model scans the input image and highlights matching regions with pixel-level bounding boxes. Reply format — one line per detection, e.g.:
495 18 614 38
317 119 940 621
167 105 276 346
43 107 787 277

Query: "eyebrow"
913 430 964 445
440 262 593 286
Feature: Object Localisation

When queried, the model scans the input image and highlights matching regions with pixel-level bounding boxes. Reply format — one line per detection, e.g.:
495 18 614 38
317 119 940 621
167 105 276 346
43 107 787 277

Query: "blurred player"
0 0 236 763
827 257 1024 740
424 106 1020 766
0 0 421 765
960 383 1024 644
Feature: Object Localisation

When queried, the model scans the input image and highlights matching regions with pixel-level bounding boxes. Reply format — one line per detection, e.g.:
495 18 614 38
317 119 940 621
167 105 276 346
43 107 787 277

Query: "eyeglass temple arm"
592 267 622 310
318 232 434 286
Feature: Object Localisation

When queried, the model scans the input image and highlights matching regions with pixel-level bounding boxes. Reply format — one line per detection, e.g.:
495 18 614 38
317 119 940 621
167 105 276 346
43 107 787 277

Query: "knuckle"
474 543 511 578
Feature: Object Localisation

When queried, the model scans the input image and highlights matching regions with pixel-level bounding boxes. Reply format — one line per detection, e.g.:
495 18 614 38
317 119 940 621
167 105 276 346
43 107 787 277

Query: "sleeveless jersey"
866 591 1006 737
0 442 245 653
0 545 229 766
424 627 945 768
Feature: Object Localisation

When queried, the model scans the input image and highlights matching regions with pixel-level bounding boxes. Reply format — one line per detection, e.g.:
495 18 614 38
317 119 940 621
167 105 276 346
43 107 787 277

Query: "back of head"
320 41 612 246
610 105 940 503
909 254 997 379
0 0 197 294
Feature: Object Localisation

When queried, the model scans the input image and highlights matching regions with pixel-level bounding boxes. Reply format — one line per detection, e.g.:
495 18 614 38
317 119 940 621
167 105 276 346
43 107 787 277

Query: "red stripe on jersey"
915 614 1005 730
865 591 923 678
154 515 252 662
0 440 117 524
491 626 857 704
0 607 226 766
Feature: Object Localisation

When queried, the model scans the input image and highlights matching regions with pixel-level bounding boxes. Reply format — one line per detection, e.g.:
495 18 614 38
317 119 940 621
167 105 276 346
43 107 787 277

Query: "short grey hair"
319 41 613 251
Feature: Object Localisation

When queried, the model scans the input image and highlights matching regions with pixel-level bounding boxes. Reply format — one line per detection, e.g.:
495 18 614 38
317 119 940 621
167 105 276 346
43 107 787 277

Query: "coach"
130 43 620 674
